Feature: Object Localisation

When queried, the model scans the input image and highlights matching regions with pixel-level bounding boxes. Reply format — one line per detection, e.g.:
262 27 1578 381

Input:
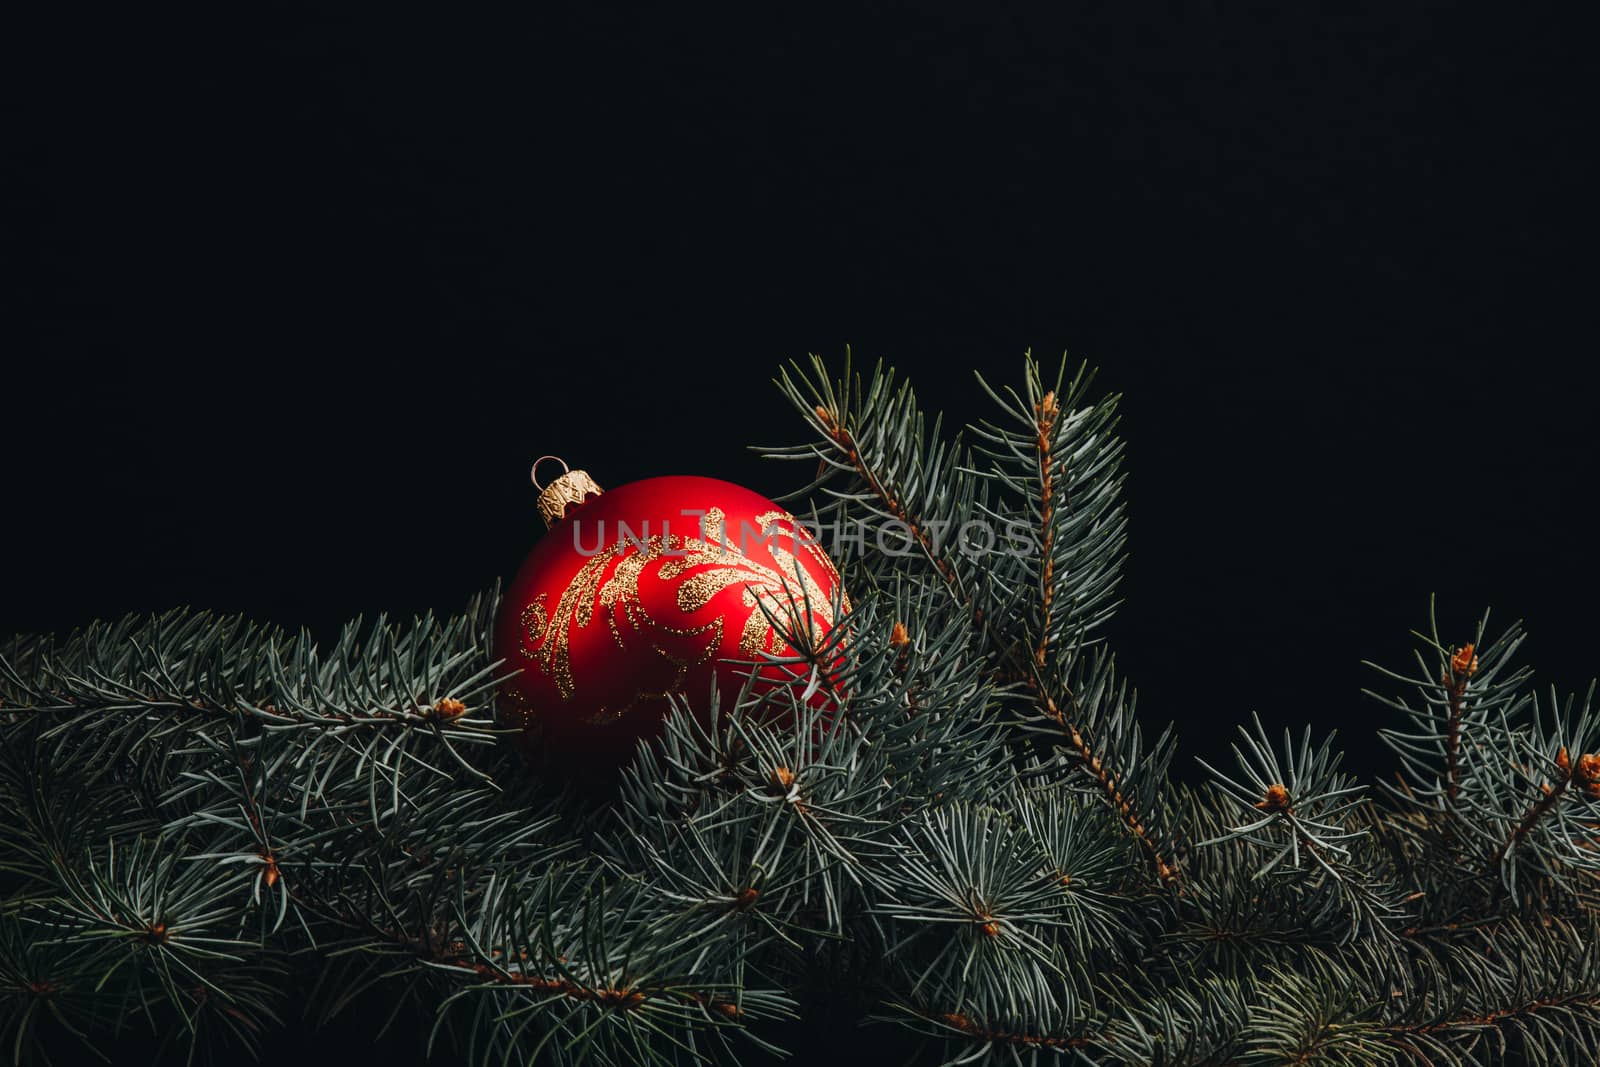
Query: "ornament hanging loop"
531 455 570 492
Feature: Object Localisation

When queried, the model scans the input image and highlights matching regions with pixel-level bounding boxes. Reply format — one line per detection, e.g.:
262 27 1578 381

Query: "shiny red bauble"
493 472 849 766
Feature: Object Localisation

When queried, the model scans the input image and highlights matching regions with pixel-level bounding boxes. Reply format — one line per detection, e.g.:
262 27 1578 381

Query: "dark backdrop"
11 5 1596 1062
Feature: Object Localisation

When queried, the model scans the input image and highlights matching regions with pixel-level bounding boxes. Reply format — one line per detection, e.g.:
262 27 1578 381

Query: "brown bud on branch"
1254 783 1292 814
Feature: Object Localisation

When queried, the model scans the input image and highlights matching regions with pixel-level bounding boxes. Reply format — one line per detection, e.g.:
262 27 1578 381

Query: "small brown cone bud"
1035 390 1060 448
1577 754 1600 798
890 620 911 676
1254 783 1292 813
771 766 796 791
434 697 467 720
1557 747 1571 773
1450 643 1479 677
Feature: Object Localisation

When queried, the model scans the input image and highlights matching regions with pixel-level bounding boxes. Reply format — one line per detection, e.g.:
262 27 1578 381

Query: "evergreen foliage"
4 352 1598 1065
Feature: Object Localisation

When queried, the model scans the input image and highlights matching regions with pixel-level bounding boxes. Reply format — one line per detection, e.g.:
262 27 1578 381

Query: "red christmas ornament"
494 460 850 766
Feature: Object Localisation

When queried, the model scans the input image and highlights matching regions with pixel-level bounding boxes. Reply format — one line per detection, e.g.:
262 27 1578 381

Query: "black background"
11 5 1596 1063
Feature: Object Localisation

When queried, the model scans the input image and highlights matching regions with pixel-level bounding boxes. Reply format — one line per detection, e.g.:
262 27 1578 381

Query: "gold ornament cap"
532 456 603 527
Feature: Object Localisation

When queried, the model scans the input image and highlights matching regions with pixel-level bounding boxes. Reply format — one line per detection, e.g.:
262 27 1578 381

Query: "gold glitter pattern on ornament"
497 682 539 730
518 507 846 700
754 509 852 615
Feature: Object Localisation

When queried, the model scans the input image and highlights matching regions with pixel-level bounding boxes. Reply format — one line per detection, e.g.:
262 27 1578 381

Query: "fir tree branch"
922 1008 1088 1051
1442 651 1472 804
1368 601 1532 824
1028 677 1177 884
784 355 1177 885
1398 991 1600 1036
809 403 970 607
1489 772 1570 876
1030 387 1059 672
